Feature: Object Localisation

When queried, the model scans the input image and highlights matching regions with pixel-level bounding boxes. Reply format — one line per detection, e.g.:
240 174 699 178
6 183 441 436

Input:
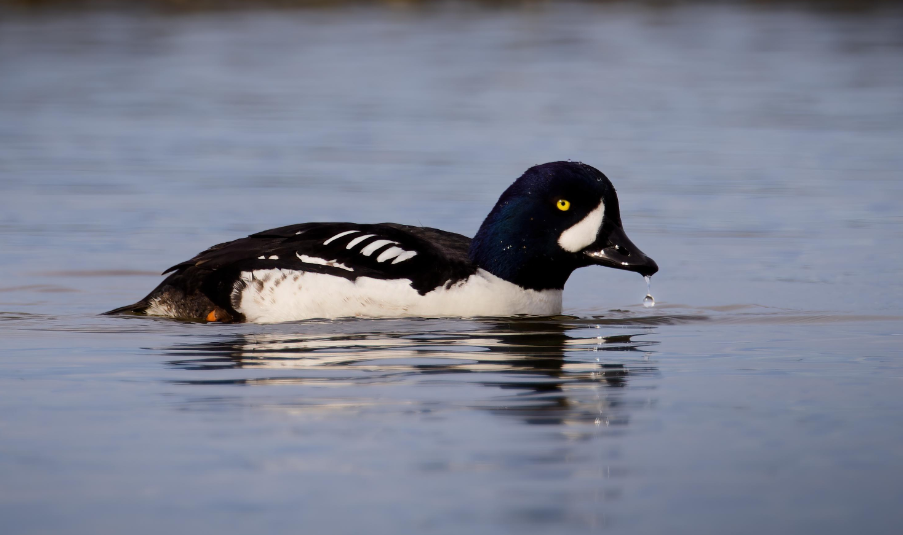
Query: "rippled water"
2 3 903 534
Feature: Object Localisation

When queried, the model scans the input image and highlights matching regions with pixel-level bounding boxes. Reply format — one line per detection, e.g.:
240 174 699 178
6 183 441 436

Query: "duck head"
470 161 658 291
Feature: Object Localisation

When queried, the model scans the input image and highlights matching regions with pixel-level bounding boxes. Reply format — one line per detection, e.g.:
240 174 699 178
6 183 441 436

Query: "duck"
105 161 658 323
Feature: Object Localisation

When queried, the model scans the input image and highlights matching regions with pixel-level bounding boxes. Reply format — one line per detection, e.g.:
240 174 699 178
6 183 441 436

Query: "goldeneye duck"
106 161 658 323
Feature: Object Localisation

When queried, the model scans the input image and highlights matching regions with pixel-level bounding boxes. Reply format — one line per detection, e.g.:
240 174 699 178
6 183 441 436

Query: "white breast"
232 269 562 323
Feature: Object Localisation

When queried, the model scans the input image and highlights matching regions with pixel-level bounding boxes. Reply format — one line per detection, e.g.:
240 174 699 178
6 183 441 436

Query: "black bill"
583 225 658 277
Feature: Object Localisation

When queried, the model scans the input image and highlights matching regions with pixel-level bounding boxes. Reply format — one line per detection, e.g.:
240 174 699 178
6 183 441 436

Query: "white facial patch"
558 200 605 253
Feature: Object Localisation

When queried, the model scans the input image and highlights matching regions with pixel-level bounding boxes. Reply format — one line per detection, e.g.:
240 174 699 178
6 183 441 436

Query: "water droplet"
643 275 655 308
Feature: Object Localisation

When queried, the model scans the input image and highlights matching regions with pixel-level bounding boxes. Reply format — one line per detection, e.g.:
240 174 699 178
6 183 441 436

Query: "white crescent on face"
557 200 605 253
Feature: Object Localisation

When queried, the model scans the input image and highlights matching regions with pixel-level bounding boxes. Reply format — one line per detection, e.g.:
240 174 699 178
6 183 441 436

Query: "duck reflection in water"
163 318 659 427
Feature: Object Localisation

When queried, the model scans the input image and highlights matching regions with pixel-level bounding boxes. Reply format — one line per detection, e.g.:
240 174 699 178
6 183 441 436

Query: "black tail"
102 300 150 316
101 267 237 321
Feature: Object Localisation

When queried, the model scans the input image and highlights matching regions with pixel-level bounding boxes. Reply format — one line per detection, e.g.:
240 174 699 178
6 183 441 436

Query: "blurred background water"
1 2 902 534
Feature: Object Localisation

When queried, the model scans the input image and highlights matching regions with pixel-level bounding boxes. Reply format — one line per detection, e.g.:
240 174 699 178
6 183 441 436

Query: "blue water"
1 3 902 534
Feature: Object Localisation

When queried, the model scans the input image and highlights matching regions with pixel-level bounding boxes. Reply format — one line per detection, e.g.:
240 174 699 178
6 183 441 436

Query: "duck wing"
106 223 477 320
164 222 476 294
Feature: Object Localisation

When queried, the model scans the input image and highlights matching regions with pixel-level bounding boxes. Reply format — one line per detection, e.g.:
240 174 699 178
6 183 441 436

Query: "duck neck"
469 218 577 292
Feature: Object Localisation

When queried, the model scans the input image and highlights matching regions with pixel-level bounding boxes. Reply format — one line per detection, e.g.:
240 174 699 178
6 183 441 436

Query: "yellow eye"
556 199 571 211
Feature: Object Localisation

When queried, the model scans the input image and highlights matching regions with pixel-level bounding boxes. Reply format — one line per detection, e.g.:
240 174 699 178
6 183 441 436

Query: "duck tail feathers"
102 300 150 316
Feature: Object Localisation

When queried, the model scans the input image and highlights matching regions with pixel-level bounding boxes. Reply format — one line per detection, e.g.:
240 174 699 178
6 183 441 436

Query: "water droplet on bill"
643 275 655 308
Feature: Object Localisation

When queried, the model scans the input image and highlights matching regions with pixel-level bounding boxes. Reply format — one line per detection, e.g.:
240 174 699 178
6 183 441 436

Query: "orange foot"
205 307 234 323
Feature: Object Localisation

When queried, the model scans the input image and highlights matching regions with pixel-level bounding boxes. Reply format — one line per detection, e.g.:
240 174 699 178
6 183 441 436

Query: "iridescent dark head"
469 161 658 291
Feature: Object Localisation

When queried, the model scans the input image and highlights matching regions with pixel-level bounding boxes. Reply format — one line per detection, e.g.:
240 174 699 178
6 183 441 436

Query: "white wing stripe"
323 230 359 245
391 250 418 264
297 253 329 266
361 239 396 256
296 252 354 272
346 234 375 249
376 246 405 263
